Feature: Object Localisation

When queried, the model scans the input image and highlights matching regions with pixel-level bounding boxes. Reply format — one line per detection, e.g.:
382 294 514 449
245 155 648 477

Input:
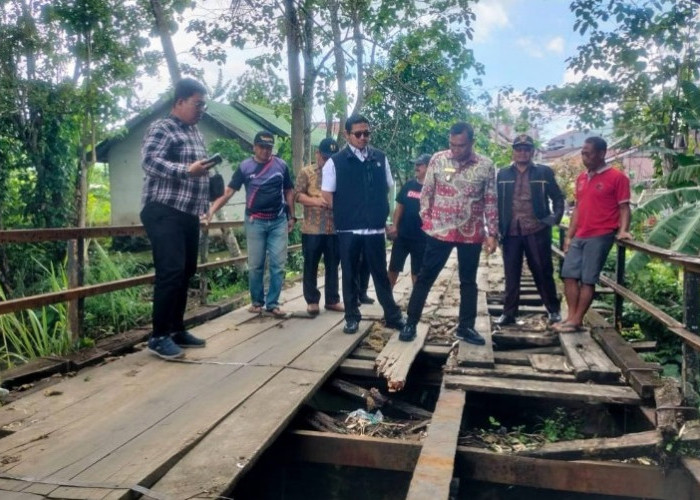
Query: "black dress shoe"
456 327 486 345
343 320 359 334
399 323 416 342
494 314 516 326
359 295 375 305
385 315 406 330
548 312 562 324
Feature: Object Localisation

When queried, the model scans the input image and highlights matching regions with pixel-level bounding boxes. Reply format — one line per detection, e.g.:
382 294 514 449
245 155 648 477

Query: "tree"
363 27 482 184
539 0 700 175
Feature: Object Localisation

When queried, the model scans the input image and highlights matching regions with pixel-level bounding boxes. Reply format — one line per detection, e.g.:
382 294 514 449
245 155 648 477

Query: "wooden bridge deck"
0 250 696 499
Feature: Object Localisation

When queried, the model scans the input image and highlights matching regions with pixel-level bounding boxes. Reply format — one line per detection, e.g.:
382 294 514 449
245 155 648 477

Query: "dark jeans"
338 232 401 324
407 236 482 329
302 233 340 305
502 227 560 316
140 202 199 339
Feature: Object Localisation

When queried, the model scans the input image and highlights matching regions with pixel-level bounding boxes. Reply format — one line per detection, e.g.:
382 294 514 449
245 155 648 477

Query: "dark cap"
413 153 432 166
254 131 275 148
512 134 535 148
318 137 339 157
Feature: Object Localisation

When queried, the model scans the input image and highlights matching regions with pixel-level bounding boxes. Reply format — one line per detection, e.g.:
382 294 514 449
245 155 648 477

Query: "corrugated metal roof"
205 101 271 145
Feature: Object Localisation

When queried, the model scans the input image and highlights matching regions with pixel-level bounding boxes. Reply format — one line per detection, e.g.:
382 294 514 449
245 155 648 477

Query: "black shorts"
389 236 426 275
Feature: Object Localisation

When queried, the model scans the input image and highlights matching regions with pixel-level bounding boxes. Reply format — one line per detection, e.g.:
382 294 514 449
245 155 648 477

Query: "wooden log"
286 430 693 499
405 387 465 500
456 447 692 500
586 309 662 400
375 323 429 392
654 378 684 435
559 330 622 383
444 374 641 405
524 422 700 460
529 354 573 374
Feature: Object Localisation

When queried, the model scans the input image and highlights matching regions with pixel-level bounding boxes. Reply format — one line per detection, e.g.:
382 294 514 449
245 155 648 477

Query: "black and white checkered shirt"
141 115 209 216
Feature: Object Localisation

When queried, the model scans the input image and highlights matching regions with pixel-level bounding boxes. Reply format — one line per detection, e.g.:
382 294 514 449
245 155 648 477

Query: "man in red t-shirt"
555 137 633 333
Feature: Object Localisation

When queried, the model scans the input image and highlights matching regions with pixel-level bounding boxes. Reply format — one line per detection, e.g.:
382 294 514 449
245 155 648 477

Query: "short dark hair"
173 78 207 105
449 122 474 141
585 136 607 153
345 114 370 133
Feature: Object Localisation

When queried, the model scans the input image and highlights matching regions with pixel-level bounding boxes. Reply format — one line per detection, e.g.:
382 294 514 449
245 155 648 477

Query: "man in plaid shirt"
140 78 211 360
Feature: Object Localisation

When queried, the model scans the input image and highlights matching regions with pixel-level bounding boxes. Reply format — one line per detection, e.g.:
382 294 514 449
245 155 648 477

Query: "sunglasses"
352 130 371 138
513 145 533 152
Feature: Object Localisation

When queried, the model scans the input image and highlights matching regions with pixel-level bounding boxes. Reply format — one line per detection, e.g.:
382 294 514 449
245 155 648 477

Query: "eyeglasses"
352 131 371 138
193 101 207 110
513 145 533 152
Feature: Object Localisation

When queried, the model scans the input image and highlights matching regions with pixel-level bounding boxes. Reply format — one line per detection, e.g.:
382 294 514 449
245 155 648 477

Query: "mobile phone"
203 153 223 168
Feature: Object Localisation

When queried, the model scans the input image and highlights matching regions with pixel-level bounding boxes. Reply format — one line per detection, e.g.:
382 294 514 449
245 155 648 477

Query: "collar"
347 144 371 160
511 161 533 173
587 164 611 178
168 113 192 129
447 150 478 167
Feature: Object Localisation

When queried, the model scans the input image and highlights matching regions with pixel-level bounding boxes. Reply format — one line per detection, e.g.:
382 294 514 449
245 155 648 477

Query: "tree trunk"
285 0 305 174
329 0 347 146
301 0 316 164
149 0 181 84
350 3 365 116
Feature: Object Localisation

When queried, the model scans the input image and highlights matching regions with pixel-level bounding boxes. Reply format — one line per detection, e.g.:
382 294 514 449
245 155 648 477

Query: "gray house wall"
108 118 246 225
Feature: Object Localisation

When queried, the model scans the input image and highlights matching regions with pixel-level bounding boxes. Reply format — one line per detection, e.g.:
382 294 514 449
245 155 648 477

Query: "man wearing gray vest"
321 114 405 334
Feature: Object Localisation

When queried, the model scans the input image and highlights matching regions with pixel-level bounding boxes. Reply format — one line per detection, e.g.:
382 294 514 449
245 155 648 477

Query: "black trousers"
338 232 401 324
140 202 199 338
301 233 340 305
407 236 482 329
354 252 370 296
502 226 560 316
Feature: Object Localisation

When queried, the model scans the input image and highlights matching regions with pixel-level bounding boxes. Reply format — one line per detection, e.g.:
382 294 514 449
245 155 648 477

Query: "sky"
154 0 589 141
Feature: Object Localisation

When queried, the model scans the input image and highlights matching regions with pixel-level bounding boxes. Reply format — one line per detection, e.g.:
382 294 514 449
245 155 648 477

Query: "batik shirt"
420 150 498 244
295 163 334 235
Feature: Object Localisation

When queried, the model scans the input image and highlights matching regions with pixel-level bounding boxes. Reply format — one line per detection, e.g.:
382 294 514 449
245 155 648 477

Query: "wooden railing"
0 222 301 335
556 227 700 400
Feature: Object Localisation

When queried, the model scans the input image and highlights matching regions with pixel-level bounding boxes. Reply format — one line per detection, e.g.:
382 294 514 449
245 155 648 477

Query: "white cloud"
562 65 611 84
472 1 511 43
516 37 544 58
546 36 565 54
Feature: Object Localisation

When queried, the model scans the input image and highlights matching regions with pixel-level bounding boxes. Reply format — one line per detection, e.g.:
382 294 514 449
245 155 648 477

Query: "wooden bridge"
1 225 700 499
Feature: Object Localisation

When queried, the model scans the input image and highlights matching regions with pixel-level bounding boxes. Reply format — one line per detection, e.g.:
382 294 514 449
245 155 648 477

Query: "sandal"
266 307 290 319
248 304 263 314
556 323 583 333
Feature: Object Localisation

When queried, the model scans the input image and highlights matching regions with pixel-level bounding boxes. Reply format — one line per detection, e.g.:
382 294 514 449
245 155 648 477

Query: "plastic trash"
346 408 384 425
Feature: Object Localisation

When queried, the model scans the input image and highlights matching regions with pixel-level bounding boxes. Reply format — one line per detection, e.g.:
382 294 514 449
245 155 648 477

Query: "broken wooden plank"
559 330 622 383
444 374 641 405
529 354 573 374
328 379 432 419
445 363 576 382
654 378 684 435
375 323 429 392
405 386 465 500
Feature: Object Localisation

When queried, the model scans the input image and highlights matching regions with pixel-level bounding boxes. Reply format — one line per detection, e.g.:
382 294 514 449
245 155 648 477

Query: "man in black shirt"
388 154 430 288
